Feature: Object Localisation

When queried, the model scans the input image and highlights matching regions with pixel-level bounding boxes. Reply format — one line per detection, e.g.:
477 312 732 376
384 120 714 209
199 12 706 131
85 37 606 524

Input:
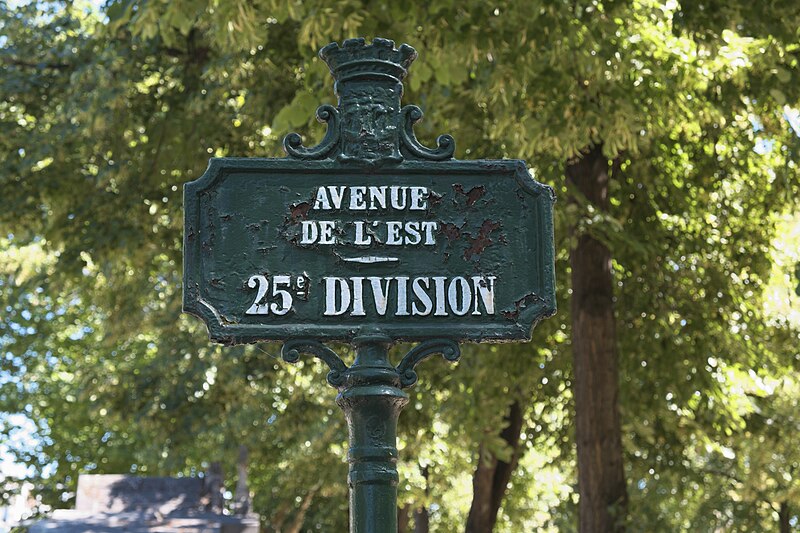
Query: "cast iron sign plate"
184 157 555 344
183 38 555 345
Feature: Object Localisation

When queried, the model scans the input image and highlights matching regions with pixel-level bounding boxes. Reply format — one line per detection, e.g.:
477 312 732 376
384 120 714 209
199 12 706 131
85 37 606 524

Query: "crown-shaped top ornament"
319 37 418 88
283 37 454 166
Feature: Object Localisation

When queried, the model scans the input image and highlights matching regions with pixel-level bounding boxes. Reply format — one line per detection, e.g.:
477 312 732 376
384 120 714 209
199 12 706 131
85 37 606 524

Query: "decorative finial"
283 37 455 166
319 38 418 89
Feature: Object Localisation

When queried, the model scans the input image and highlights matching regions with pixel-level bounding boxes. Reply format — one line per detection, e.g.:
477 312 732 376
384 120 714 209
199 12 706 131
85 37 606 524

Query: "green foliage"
795 263 800 296
2 0 800 531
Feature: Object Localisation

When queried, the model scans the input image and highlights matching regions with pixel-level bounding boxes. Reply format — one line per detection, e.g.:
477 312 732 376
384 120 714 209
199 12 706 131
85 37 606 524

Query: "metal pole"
184 35 555 533
281 338 459 532
338 335 408 533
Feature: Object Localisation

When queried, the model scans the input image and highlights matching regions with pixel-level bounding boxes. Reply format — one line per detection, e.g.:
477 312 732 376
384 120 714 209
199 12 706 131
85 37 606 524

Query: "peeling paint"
453 184 486 206
501 292 544 320
184 160 556 343
463 220 501 261
290 201 313 222
426 190 443 209
439 222 463 241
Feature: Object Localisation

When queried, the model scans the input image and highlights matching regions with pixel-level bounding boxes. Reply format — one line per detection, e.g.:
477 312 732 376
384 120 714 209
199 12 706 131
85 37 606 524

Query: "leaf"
272 92 317 133
770 89 787 105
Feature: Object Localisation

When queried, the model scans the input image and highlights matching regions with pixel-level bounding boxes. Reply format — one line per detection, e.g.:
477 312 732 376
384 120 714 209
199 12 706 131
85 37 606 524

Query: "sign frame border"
183 157 556 345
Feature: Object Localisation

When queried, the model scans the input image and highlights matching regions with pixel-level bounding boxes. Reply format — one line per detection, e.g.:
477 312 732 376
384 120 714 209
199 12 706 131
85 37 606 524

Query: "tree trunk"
566 144 628 532
203 462 224 514
465 400 524 533
414 466 430 533
285 483 320 533
414 506 430 533
779 501 790 533
234 445 250 515
398 505 411 533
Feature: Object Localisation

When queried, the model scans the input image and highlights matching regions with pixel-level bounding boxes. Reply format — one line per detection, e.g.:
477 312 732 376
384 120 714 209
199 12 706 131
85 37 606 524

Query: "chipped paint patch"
463 220 501 261
453 184 486 206
501 293 545 320
289 201 313 222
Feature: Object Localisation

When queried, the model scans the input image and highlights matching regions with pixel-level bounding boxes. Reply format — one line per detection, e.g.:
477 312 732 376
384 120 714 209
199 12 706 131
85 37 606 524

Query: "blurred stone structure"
23 471 259 532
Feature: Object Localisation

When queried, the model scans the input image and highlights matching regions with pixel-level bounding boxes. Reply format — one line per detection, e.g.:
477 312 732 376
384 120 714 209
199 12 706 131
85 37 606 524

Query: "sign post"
184 37 556 532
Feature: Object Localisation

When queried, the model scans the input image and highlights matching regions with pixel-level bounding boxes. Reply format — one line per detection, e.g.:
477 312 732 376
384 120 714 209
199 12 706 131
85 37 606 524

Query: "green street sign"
183 37 557 533
184 158 555 344
183 40 555 346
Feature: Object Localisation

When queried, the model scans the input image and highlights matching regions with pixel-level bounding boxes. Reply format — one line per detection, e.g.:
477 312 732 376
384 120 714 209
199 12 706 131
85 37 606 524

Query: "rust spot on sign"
463 220 500 261
453 184 486 206
290 201 312 222
439 222 463 241
426 190 443 208
501 293 544 320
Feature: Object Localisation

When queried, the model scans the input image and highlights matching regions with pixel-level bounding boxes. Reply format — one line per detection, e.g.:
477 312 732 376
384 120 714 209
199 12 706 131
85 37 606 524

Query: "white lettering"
309 185 435 213
349 186 367 210
409 186 427 210
389 186 408 210
472 276 496 315
328 186 345 209
421 221 438 245
351 277 365 316
396 277 409 316
301 221 318 244
354 221 372 245
270 275 293 315
313 187 331 210
368 277 391 316
324 277 351 315
448 277 471 316
404 221 421 245
432 276 447 316
309 275 498 318
368 186 388 210
318 220 336 244
385 221 403 245
412 277 433 316
245 275 269 315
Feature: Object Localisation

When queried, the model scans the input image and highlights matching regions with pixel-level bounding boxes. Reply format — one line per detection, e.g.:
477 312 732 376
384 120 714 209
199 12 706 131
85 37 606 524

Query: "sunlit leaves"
2 0 800 531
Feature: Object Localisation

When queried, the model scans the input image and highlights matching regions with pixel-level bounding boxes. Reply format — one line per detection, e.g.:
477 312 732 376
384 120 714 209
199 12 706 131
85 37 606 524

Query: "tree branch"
3 58 71 70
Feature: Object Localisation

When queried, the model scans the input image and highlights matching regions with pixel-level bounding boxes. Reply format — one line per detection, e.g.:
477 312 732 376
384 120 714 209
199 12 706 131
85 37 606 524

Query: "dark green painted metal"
183 37 556 533
340 338 405 533
280 336 459 533
183 37 556 345
183 158 555 344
